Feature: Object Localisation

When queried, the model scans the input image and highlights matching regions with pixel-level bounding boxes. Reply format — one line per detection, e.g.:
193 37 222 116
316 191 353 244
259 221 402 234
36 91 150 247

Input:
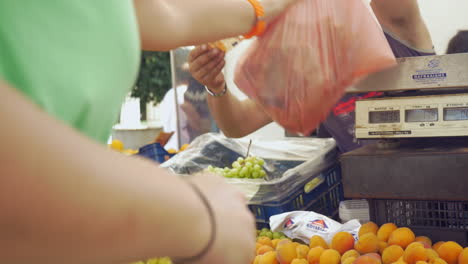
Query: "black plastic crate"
252 164 343 229
369 199 468 246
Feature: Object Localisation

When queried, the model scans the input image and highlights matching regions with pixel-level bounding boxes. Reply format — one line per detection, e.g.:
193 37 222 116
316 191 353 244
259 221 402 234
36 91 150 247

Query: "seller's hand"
188 173 256 264
188 45 226 94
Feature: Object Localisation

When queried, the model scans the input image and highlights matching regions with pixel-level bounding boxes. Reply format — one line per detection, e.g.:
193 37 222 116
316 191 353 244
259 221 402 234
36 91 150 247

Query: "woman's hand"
188 173 256 264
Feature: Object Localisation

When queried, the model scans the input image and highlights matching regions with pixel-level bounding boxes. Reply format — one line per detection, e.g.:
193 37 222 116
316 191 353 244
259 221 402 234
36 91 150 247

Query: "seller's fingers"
199 59 225 84
189 49 224 76
213 72 226 87
188 45 209 62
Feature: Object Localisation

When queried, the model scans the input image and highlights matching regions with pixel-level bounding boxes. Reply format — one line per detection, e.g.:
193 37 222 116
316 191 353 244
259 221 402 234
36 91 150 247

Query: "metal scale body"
341 53 468 202
341 53 468 244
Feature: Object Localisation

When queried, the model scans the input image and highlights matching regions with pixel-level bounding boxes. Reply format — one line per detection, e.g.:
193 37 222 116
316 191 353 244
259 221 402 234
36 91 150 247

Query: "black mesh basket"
369 199 468 246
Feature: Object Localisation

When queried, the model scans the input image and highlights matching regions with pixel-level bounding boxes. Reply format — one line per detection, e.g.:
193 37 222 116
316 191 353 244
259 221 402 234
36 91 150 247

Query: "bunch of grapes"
131 257 172 264
257 228 288 240
206 156 267 179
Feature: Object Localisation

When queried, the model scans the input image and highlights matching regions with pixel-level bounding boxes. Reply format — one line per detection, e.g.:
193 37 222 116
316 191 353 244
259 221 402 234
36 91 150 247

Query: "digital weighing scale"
340 54 468 244
355 93 468 138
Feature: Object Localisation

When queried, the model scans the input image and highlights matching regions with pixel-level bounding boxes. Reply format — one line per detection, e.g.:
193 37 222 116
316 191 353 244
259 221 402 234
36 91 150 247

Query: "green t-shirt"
0 1 141 143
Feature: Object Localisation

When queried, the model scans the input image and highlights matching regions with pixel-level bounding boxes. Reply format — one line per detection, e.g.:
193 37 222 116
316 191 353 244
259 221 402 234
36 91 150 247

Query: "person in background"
181 76 219 142
188 0 435 153
159 67 191 150
0 0 299 263
446 30 468 54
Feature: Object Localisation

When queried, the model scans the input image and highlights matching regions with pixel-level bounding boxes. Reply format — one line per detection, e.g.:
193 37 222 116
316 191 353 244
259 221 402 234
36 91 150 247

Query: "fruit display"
130 257 172 264
253 221 467 264
109 139 139 155
205 156 267 179
167 144 190 155
258 228 289 240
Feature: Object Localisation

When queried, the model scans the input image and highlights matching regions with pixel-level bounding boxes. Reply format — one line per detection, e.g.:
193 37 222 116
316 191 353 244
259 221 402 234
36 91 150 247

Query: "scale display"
369 110 400 124
355 93 468 139
405 109 438 122
443 107 468 121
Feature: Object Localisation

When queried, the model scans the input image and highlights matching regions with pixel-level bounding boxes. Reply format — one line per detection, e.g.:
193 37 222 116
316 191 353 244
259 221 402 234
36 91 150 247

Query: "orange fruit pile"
253 222 467 264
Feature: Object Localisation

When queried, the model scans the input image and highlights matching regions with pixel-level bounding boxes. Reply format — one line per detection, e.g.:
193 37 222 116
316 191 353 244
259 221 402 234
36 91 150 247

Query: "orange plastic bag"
234 0 396 135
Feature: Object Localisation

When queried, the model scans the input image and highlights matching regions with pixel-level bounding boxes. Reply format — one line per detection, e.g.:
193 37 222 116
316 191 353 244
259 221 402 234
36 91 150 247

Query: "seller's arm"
133 0 297 51
189 45 273 138
371 0 433 50
0 79 254 264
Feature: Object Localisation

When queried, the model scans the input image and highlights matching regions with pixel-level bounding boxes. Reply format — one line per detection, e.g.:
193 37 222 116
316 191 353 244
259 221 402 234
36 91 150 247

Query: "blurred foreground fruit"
341 249 360 263
378 223 398 242
404 245 428 264
388 228 416 249
331 232 355 255
110 139 124 151
459 248 468 264
310 235 329 249
319 249 341 264
276 240 297 264
382 245 405 264
307 246 325 264
359 222 379 237
355 233 380 254
436 242 463 264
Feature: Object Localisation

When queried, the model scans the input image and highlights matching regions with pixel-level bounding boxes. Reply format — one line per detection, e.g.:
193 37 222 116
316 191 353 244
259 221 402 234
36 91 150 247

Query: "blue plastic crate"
250 164 343 228
138 143 175 163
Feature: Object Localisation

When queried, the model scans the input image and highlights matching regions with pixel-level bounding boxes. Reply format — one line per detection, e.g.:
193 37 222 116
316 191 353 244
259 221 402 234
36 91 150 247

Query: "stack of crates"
340 141 468 246
251 163 343 229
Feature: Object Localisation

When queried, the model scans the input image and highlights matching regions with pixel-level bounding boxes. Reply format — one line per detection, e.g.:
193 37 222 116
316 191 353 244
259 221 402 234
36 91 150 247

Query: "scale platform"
347 53 468 93
340 138 468 201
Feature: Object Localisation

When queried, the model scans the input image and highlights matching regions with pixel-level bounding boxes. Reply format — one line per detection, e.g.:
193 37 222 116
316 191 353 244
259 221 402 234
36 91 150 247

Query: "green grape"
253 164 262 171
241 167 249 174
265 231 274 239
260 170 266 178
159 257 172 264
232 161 241 168
146 259 159 264
261 227 270 232
239 170 247 178
259 231 267 237
247 169 254 178
257 158 265 166
237 157 244 163
245 162 253 168
273 232 282 239
252 171 260 178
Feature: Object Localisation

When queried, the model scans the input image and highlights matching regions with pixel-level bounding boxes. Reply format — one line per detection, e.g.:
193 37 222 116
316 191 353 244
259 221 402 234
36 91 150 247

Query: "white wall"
418 0 468 54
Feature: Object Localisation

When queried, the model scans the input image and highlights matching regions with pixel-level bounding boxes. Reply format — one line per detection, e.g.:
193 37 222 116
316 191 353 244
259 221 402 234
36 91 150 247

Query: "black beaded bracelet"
173 179 216 264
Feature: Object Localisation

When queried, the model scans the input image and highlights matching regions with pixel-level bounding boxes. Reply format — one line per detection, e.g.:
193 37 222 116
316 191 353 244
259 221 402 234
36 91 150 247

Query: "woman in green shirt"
0 0 297 263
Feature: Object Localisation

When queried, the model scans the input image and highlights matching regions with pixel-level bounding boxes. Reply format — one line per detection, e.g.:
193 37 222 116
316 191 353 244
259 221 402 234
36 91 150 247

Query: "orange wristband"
243 0 266 39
